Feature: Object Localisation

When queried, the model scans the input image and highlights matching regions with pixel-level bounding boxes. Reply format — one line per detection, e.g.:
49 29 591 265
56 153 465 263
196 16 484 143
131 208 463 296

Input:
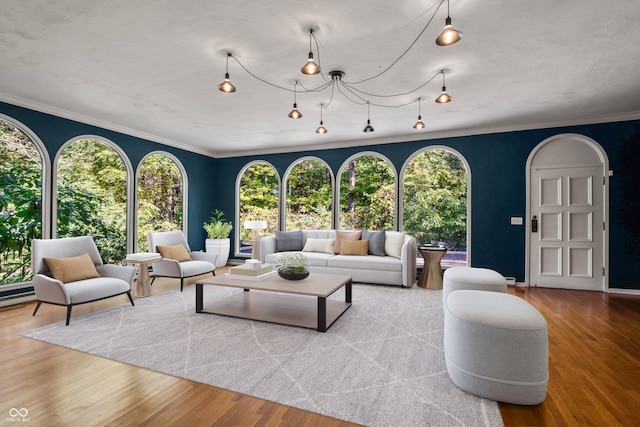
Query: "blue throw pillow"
275 230 304 252
362 230 386 256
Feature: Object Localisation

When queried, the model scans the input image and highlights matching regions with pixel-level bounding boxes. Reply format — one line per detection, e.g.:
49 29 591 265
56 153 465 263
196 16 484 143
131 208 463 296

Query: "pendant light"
301 29 320 75
315 104 327 134
362 102 375 133
436 0 462 46
288 81 302 119
413 98 425 129
435 70 452 103
218 53 236 93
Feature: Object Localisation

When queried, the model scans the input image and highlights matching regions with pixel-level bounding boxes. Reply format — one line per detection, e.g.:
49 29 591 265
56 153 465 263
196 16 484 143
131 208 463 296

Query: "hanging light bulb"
288 81 302 119
315 104 327 134
413 98 425 129
436 0 462 46
218 53 236 93
363 102 375 133
301 29 320 75
435 70 452 103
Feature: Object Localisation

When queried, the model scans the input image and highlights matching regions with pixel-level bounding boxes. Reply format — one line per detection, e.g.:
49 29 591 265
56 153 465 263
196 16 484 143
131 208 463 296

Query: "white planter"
205 238 230 267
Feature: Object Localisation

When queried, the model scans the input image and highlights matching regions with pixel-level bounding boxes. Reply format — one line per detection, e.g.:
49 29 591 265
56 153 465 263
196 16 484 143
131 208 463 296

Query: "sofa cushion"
327 255 403 272
43 253 100 284
275 230 304 252
265 251 332 267
302 238 335 254
385 231 405 258
340 240 369 256
334 230 362 254
362 230 386 256
157 243 192 262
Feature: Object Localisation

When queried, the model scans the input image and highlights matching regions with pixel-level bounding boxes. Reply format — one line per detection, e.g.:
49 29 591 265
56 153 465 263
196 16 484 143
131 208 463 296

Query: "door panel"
530 167 604 290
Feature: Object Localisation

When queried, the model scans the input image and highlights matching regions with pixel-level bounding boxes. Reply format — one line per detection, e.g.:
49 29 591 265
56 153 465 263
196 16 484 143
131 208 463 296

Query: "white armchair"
31 236 136 325
147 231 216 291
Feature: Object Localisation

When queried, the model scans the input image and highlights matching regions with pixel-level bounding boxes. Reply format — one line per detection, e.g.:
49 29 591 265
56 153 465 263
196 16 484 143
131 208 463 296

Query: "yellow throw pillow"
43 253 100 284
334 230 362 254
340 239 369 256
156 244 192 262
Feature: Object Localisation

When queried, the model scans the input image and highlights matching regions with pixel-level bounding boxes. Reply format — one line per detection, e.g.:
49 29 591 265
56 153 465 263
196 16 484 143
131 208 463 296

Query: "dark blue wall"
2 101 639 289
0 101 217 251
214 121 640 290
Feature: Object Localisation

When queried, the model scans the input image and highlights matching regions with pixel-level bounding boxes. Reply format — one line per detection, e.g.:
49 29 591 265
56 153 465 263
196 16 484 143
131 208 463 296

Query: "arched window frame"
281 156 335 230
336 151 398 230
52 135 135 253
234 160 281 256
134 151 188 249
399 145 472 265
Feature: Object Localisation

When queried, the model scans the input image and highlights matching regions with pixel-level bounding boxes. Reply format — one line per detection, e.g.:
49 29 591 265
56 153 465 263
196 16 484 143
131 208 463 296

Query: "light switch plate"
511 217 523 225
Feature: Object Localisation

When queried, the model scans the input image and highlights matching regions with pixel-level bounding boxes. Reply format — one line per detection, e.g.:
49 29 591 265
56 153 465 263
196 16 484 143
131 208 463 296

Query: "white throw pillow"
384 231 405 258
302 238 335 254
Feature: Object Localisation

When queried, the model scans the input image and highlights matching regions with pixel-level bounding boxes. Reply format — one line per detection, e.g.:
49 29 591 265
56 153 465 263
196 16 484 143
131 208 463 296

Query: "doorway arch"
525 133 609 291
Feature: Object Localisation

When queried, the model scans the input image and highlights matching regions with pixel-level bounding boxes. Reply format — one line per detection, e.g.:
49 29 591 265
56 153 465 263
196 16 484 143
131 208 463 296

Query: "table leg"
196 283 203 313
317 297 327 332
135 261 152 297
345 278 352 303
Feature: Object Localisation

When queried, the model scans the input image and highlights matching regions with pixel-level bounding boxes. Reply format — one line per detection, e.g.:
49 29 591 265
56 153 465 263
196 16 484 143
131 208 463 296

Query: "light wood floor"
1 269 639 426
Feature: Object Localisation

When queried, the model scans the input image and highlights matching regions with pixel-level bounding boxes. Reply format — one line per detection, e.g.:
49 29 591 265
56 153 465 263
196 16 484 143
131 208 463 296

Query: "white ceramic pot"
205 238 230 267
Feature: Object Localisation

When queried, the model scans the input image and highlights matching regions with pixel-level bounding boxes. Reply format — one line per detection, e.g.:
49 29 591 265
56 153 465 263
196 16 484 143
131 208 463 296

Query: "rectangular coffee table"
196 273 352 332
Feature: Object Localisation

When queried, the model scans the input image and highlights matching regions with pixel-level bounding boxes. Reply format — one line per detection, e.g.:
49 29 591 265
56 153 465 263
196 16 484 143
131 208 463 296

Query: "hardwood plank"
2 271 640 426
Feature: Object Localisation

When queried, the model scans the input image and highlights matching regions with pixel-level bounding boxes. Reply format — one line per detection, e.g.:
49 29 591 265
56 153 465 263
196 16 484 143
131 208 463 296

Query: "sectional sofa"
258 229 417 287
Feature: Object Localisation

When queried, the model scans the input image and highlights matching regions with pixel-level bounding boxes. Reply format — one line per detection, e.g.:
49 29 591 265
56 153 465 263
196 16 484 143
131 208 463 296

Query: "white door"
529 166 604 290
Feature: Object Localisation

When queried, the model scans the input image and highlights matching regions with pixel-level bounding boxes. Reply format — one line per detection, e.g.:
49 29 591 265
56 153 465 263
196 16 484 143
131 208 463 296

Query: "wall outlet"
510 217 523 225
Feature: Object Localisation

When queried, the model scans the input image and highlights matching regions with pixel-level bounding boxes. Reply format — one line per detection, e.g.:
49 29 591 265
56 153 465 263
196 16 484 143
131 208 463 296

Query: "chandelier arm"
341 73 440 98
323 79 338 109
343 0 446 85
230 55 294 92
297 80 333 93
311 30 330 83
336 81 368 106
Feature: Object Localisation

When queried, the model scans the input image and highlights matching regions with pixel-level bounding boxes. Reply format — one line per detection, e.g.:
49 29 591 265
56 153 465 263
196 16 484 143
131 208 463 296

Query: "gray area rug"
22 283 503 427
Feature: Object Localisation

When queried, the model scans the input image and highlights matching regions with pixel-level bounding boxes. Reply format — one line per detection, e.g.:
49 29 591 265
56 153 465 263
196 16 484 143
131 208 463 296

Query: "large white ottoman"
444 290 548 405
443 266 507 302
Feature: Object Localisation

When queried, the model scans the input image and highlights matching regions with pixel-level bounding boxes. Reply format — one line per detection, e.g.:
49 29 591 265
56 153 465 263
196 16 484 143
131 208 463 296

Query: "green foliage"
402 150 467 250
203 209 233 239
239 164 279 241
285 160 332 230
0 121 42 283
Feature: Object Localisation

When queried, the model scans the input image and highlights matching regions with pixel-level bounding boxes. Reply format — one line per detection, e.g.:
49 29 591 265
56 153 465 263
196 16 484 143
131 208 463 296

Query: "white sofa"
258 230 417 287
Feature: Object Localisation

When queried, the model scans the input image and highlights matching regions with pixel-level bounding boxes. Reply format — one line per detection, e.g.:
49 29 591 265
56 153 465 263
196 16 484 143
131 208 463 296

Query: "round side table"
417 247 448 290
125 253 163 297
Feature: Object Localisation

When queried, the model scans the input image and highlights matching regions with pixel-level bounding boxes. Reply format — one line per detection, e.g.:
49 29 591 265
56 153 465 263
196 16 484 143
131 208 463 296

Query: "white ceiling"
2 0 640 158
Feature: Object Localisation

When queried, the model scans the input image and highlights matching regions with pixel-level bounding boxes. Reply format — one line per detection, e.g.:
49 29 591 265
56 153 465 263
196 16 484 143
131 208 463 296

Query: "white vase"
205 238 230 267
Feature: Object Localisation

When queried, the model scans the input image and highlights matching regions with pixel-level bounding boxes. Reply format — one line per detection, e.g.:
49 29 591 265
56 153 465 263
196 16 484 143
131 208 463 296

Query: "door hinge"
603 176 605 185
603 222 606 231
603 267 605 276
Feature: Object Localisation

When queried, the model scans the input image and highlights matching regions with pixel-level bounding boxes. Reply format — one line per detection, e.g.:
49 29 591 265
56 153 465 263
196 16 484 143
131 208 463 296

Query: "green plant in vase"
203 209 233 239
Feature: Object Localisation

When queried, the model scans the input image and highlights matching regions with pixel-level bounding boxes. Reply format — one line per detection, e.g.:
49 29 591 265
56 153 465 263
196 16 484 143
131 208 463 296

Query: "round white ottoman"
444 290 548 405
443 267 507 302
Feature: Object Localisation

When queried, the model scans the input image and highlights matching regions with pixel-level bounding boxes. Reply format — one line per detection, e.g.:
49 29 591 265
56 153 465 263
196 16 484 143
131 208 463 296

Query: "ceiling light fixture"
435 70 452 103
288 81 302 119
363 102 375 133
413 98 425 129
436 0 462 46
218 53 236 93
315 104 327 134
301 29 320 75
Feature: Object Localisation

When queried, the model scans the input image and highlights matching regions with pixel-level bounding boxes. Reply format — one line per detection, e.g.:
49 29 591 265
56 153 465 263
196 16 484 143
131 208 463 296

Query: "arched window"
338 153 396 230
283 157 333 230
0 117 49 285
236 161 279 256
55 137 132 264
401 147 469 266
136 152 186 252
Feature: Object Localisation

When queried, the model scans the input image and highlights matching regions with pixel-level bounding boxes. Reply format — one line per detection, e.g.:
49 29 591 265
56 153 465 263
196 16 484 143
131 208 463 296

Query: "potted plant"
274 252 310 280
204 209 233 267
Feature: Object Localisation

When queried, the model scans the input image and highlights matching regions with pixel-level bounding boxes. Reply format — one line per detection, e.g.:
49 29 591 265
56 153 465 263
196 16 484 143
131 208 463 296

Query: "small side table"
125 253 163 297
417 247 448 290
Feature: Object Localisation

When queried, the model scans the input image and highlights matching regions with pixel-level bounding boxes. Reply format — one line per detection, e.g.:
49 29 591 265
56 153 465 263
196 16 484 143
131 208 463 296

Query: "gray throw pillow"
275 230 304 252
362 230 386 256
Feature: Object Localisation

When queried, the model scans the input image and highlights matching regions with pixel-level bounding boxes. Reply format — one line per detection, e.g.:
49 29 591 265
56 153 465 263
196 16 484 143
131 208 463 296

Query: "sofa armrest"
96 264 137 286
33 273 70 304
258 236 276 263
190 251 218 266
401 235 418 287
150 258 182 277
